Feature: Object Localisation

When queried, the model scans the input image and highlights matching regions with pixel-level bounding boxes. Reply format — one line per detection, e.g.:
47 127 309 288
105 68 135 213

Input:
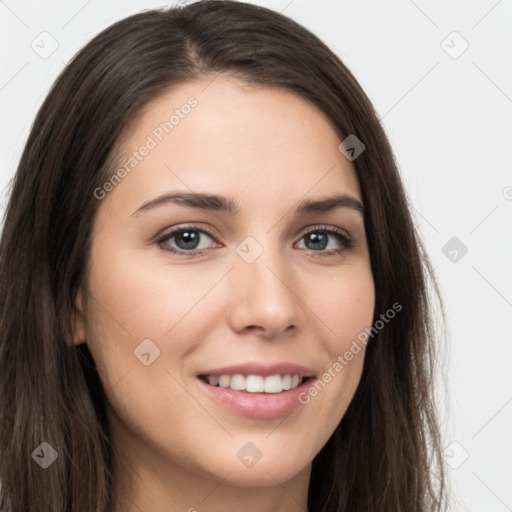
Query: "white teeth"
264 375 283 393
230 374 245 391
204 374 305 393
218 375 230 388
208 375 219 386
246 375 264 392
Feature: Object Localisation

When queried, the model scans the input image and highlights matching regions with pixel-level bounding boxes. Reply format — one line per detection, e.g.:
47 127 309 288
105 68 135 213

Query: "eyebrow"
131 191 364 217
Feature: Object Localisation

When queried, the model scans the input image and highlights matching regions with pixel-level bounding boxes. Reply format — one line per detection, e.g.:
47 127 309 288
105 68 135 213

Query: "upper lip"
197 362 316 378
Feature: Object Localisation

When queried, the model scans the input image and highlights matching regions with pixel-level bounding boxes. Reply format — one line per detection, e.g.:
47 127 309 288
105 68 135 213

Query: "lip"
197 362 316 378
196 362 316 420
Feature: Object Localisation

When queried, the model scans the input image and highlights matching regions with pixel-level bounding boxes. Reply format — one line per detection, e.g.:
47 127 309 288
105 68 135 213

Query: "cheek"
85 239 224 341
310 264 375 353
299 265 374 440
81 250 209 454
82 242 234 396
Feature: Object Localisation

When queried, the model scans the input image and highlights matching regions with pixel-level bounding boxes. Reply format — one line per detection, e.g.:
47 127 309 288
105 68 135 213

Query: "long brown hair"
0 1 447 510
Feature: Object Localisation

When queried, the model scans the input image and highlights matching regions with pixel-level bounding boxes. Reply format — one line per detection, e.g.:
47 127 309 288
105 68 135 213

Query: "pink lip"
197 362 316 378
196 377 316 419
196 362 317 420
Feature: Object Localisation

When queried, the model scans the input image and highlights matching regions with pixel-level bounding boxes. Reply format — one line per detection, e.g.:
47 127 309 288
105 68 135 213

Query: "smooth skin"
73 75 375 512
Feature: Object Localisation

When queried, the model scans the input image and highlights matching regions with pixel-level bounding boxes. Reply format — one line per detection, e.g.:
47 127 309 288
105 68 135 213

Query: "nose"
226 247 303 340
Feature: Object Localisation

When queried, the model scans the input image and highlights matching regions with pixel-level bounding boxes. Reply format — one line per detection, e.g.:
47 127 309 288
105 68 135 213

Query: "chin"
196 442 314 487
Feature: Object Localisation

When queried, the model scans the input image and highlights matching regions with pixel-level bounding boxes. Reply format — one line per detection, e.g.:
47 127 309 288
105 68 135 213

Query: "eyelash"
156 224 354 258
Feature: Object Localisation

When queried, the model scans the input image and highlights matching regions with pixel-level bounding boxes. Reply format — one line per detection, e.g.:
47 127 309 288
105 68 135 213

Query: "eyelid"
156 223 219 244
295 223 351 240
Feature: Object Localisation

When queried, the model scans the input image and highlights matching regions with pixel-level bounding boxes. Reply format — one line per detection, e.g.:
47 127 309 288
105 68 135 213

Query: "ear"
72 288 87 346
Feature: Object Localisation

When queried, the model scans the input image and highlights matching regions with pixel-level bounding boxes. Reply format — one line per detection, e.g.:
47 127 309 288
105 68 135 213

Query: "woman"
0 1 447 510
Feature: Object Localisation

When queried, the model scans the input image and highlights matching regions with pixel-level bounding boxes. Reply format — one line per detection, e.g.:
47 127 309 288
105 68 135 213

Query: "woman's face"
74 75 375 490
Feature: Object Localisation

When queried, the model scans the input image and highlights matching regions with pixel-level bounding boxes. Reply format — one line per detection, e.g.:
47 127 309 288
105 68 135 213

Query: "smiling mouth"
198 374 308 393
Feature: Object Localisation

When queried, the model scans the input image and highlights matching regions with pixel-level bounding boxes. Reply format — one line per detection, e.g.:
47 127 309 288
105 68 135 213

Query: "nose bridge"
228 233 302 336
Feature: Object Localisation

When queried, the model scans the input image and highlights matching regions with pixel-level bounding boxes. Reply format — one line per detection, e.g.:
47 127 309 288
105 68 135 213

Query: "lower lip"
196 377 315 419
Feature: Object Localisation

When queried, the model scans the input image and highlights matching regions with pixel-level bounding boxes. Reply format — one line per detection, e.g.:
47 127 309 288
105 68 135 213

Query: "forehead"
102 75 361 218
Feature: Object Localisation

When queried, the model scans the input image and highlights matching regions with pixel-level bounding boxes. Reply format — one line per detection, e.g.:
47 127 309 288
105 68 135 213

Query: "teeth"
230 374 245 391
218 375 230 388
246 374 264 392
264 375 282 393
205 374 305 393
208 375 219 386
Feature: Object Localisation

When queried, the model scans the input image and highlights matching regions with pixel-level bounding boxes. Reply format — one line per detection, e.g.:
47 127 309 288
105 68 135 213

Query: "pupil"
176 231 199 250
307 232 327 250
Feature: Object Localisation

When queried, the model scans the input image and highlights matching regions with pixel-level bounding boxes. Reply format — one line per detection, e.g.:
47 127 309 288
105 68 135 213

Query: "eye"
295 225 354 255
158 226 218 256
157 224 354 258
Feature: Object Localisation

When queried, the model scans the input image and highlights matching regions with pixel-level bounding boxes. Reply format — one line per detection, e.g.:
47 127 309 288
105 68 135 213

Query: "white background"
1 1 511 510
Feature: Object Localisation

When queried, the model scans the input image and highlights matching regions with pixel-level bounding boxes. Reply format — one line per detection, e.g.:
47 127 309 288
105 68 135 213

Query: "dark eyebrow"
294 194 364 217
131 192 240 216
131 192 364 217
